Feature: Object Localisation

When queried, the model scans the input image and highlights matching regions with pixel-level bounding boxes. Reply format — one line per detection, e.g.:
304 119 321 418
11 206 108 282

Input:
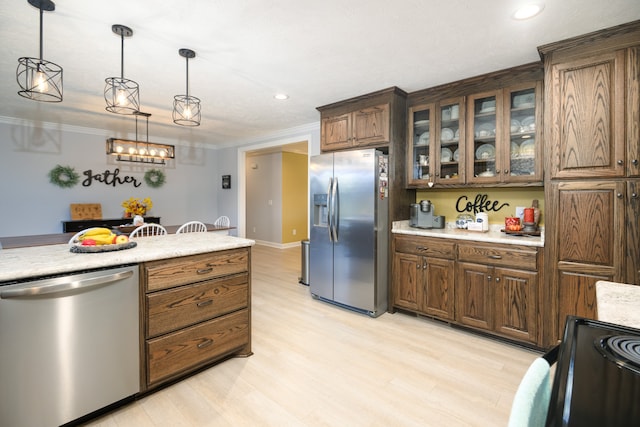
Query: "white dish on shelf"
519 139 535 157
479 99 496 113
511 142 520 157
478 170 495 177
441 147 453 162
521 116 536 131
513 93 535 108
441 128 454 142
453 148 459 162
510 119 521 133
475 143 495 160
455 129 460 139
417 131 430 145
476 122 495 138
415 120 429 127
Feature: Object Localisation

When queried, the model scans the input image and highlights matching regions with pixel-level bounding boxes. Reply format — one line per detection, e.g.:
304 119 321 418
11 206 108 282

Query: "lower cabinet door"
456 262 493 330
494 267 538 343
392 252 421 311
423 257 455 320
146 309 249 386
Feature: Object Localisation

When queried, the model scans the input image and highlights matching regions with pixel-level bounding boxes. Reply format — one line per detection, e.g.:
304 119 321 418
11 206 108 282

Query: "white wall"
0 119 221 237
245 152 283 243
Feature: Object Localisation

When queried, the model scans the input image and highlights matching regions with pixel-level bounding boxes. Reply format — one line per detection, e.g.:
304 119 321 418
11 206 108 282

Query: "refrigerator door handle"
332 177 339 242
327 178 334 242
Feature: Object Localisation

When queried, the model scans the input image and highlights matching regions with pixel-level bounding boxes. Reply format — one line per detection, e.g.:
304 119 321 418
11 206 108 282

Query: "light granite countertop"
0 233 255 282
392 220 544 247
596 280 640 330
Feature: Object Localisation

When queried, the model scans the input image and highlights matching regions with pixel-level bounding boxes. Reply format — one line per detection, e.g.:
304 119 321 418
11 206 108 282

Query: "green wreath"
48 164 80 188
144 169 166 188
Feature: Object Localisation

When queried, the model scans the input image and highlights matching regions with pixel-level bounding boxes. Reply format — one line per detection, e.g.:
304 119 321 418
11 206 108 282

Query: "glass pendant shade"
173 48 201 126
104 77 140 114
105 24 140 115
16 0 63 102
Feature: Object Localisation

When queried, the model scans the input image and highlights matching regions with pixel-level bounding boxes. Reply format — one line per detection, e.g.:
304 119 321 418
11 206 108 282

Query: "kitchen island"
0 233 254 425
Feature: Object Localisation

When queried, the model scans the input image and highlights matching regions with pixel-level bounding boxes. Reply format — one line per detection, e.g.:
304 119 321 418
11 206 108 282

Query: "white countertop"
0 233 255 282
392 220 544 247
596 280 640 329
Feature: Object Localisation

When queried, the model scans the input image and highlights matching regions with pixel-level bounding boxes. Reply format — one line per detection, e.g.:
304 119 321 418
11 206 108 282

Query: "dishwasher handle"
1 269 134 299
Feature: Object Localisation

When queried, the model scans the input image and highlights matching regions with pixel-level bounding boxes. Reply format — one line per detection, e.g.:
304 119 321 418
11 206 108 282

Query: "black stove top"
546 317 640 427
596 335 640 375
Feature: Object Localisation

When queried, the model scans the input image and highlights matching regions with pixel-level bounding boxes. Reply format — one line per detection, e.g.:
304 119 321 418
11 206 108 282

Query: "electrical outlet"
253 227 256 233
515 206 525 222
268 199 273 206
292 229 296 236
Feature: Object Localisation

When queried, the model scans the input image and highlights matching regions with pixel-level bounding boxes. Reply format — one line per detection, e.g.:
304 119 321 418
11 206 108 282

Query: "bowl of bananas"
69 227 137 253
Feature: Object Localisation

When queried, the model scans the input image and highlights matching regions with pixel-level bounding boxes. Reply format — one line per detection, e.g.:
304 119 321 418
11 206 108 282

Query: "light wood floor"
86 244 539 426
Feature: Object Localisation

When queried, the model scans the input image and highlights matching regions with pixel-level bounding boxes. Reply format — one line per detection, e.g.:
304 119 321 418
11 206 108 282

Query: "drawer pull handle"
197 267 213 274
197 339 214 349
416 246 427 251
488 255 502 260
197 299 213 308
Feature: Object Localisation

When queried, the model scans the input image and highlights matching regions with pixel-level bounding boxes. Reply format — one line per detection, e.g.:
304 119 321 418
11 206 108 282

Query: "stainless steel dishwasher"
0 264 140 426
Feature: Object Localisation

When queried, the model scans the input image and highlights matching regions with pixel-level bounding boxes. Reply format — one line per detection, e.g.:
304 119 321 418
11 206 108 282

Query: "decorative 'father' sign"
82 168 141 188
456 194 509 215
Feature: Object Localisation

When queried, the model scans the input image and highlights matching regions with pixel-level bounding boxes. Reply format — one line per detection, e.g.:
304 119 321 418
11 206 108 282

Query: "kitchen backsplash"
415 188 545 226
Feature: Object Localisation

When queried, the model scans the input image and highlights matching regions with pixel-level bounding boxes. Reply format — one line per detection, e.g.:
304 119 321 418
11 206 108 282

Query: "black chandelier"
173 48 201 126
106 111 175 165
104 24 140 115
16 0 63 102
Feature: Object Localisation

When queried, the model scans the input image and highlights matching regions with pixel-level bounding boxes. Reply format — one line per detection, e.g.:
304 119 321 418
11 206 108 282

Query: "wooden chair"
214 216 230 227
176 221 208 234
129 223 167 239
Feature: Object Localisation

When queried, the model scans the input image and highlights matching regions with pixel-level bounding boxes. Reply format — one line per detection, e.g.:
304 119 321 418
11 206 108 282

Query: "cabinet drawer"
394 235 456 258
147 273 248 338
458 243 538 270
144 248 249 291
146 309 249 385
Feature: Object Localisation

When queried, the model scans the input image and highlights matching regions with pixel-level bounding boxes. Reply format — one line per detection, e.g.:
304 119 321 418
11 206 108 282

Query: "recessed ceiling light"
274 93 289 100
512 3 544 20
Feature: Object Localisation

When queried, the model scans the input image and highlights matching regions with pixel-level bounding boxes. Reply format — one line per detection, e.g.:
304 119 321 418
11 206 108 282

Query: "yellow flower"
122 197 153 216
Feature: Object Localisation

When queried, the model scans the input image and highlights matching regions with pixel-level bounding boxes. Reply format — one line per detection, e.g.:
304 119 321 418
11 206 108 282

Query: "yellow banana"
92 233 117 245
81 227 113 237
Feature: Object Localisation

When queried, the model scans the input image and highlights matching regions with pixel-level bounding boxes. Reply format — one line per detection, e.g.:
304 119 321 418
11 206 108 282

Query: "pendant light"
16 0 63 102
173 48 201 126
104 24 140 115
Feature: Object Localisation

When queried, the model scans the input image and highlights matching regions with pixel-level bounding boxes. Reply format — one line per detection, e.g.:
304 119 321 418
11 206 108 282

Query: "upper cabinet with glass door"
467 91 502 184
504 82 542 183
435 98 465 185
407 103 435 185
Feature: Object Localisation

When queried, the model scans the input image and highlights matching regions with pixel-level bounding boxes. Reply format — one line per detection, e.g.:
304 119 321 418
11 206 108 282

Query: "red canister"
524 207 535 223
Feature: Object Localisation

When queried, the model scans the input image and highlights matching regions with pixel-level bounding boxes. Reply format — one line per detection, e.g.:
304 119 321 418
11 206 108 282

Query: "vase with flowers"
122 197 153 218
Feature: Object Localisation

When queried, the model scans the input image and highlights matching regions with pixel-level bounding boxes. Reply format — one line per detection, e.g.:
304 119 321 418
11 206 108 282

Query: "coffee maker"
409 200 445 229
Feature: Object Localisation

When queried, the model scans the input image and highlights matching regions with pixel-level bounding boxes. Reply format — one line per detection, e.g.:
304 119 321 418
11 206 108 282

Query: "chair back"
176 221 208 234
129 223 167 238
507 345 559 427
214 216 230 227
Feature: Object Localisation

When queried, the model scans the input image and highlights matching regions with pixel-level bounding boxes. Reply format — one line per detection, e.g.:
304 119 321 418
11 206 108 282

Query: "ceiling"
1 0 639 149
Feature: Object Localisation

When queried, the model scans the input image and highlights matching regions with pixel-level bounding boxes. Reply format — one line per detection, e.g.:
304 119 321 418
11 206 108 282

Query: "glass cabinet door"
407 104 434 184
467 91 501 183
505 82 542 182
435 98 464 184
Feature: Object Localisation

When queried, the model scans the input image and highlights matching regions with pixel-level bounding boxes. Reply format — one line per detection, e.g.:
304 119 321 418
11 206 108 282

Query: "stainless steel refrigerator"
309 148 389 317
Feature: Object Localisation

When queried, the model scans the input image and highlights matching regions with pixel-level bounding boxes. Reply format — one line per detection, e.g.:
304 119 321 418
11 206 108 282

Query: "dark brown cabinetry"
406 63 544 188
391 234 541 346
457 242 539 344
539 21 640 345
141 248 251 390
321 104 390 151
392 235 455 320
